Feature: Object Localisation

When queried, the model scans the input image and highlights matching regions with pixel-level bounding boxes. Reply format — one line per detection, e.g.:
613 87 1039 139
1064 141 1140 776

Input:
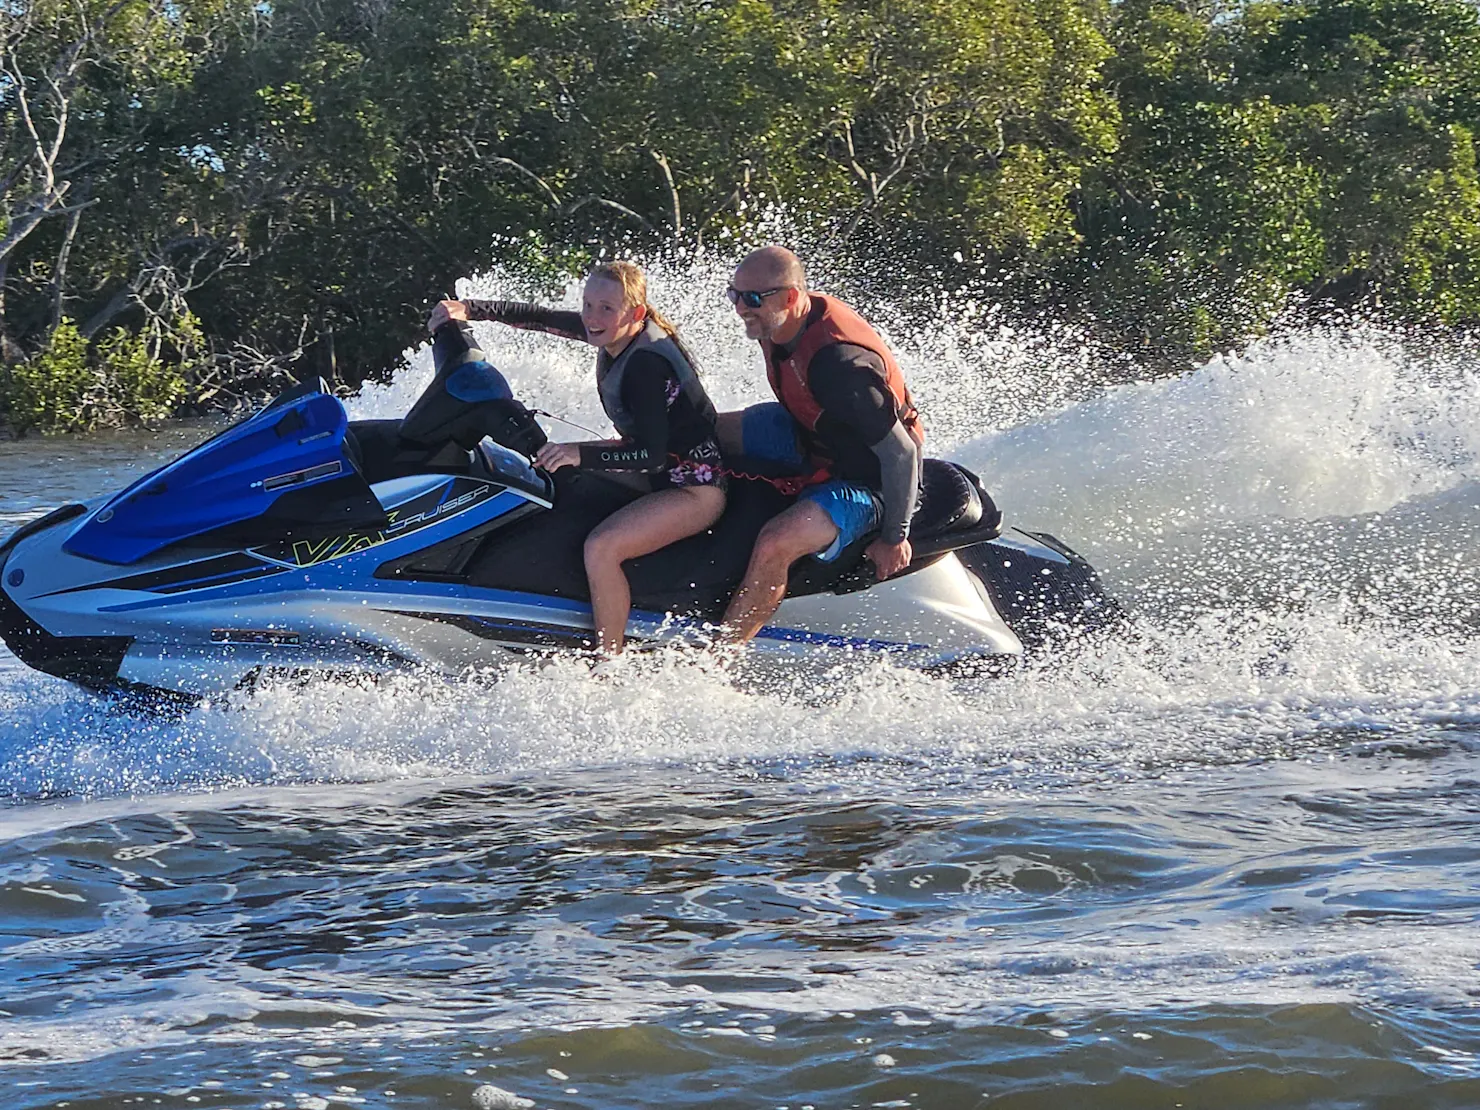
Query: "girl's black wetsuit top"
464 300 723 489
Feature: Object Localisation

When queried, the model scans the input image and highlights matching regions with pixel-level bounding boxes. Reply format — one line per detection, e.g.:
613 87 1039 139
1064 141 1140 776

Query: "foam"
958 325 1480 553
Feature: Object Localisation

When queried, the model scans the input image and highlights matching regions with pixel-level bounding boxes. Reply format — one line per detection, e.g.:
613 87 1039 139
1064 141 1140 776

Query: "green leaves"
7 0 1480 421
2 317 185 432
1075 0 1480 363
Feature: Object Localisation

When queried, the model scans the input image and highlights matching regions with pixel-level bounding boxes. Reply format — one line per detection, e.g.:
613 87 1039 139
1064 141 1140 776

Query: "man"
717 246 925 644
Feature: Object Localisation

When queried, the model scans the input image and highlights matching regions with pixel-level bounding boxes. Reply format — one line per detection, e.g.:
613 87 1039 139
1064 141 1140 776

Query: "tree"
1073 0 1480 364
1 0 241 360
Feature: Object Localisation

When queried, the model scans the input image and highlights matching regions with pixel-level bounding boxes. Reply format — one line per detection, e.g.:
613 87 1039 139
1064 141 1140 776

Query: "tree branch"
484 152 563 209
695 159 754 245
562 195 655 231
48 201 84 328
647 147 682 236
0 195 94 264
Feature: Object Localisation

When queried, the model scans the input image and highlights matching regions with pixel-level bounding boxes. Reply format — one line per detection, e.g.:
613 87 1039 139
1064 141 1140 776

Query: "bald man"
717 246 926 644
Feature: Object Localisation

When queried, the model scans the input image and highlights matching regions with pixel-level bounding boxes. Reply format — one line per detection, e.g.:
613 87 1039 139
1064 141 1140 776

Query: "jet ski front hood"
64 382 384 566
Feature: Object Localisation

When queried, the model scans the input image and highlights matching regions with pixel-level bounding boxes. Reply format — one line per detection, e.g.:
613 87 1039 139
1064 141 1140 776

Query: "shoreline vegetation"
5 0 1480 433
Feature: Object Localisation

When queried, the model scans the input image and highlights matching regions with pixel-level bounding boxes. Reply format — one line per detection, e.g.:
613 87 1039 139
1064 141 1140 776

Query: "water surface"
1 255 1478 1109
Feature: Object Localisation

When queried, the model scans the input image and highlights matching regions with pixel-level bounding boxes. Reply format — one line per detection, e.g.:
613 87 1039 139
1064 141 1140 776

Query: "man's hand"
865 536 912 580
427 299 469 331
534 442 581 472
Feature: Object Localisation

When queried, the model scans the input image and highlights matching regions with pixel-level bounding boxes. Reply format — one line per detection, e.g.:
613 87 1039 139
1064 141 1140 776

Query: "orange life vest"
761 293 924 481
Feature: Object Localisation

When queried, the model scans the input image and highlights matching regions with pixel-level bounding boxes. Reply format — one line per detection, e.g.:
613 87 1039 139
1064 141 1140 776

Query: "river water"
1 253 1479 1109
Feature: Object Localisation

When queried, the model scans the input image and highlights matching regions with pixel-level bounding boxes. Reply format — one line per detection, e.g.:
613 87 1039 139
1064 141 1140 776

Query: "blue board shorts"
740 403 882 562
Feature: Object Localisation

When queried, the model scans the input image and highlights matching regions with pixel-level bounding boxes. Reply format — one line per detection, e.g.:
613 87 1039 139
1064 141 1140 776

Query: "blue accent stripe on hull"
753 626 924 651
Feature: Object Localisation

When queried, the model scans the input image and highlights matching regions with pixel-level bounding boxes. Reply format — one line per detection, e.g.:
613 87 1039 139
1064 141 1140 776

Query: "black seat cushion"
458 459 1002 623
911 458 984 538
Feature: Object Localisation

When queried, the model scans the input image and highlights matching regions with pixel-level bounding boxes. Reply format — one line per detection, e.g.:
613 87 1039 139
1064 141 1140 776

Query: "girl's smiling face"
581 275 646 354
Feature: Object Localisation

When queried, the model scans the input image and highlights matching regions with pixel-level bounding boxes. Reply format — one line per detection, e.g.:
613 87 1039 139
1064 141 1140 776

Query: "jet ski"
0 324 1118 700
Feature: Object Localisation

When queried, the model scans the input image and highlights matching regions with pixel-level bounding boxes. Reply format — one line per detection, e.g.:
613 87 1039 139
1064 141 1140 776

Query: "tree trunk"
81 287 134 339
0 256 16 363
48 205 84 329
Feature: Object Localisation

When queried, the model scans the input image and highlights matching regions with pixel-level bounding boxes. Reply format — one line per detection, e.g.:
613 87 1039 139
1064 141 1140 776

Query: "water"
1 252 1479 1108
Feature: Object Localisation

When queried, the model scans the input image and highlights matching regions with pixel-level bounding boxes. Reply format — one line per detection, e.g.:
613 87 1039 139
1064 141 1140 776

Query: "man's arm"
861 417 920 578
870 419 922 544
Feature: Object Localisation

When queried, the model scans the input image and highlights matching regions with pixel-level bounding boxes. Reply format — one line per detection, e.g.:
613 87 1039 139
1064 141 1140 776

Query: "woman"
428 263 726 656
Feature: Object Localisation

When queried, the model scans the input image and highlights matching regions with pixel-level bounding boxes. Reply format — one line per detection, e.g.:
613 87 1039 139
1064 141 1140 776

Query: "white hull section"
102 553 1021 697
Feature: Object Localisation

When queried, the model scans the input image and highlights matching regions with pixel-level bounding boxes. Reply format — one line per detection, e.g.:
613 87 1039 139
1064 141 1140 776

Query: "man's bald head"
735 246 807 293
730 245 811 344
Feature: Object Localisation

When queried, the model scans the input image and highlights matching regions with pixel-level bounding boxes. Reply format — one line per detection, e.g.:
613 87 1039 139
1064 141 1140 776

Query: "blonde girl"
430 263 726 655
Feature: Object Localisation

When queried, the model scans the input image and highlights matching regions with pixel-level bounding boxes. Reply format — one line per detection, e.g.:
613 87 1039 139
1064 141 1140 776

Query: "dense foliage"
4 0 1480 428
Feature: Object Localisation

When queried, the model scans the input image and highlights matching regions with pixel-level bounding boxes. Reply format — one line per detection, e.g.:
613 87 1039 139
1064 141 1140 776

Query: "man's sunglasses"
726 285 791 309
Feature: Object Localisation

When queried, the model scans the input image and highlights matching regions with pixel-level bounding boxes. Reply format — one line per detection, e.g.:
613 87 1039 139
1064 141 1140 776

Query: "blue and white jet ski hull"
0 477 1101 697
0 372 1116 699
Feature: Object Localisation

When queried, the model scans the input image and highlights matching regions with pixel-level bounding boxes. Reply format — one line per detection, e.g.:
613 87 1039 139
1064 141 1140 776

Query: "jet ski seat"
454 457 1003 622
912 458 998 539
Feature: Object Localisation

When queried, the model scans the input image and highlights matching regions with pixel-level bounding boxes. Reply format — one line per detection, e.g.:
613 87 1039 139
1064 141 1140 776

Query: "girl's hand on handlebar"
427 299 469 331
534 442 580 472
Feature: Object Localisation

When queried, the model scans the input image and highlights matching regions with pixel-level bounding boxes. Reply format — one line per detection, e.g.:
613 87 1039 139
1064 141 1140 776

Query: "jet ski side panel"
0 477 538 693
63 389 385 565
957 530 1122 651
759 553 1021 660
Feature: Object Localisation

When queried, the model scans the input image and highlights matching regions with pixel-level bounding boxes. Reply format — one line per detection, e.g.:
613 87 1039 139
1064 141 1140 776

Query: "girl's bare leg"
583 485 726 655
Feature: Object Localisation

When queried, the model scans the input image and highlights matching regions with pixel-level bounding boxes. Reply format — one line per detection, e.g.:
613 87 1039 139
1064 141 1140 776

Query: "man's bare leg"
719 500 839 644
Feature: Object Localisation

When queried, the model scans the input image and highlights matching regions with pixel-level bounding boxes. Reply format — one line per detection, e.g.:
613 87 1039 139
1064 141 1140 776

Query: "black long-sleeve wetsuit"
464 300 720 486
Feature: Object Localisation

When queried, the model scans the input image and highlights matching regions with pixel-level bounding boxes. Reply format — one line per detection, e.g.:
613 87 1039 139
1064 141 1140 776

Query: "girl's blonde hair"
586 261 699 368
